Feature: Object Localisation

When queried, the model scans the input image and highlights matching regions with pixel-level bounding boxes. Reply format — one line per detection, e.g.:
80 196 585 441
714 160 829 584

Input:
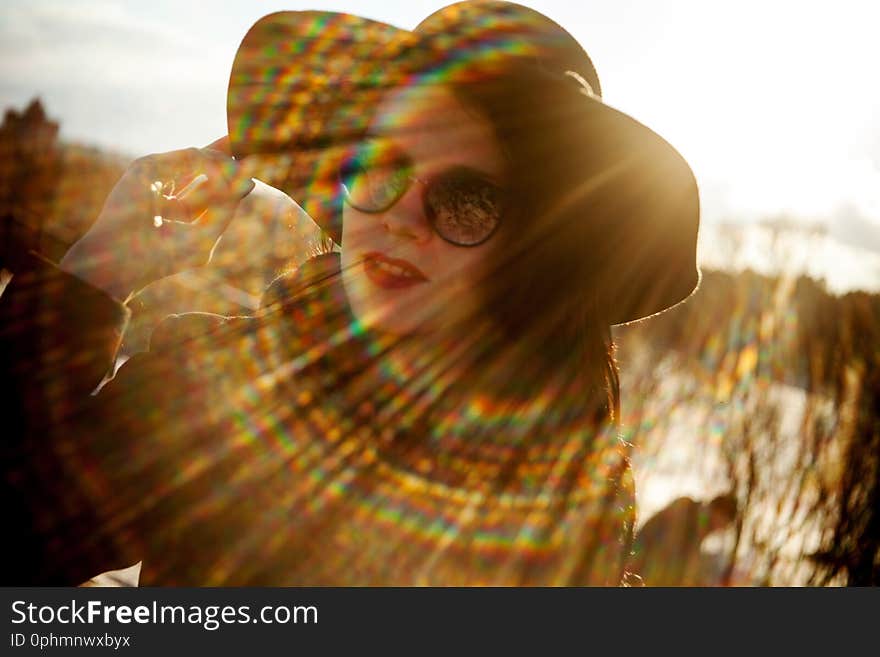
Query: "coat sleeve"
0 250 335 584
0 251 130 399
1 251 242 585
0 251 136 584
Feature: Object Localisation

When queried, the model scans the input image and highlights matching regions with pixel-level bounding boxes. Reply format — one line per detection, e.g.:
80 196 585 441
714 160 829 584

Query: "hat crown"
414 1 602 97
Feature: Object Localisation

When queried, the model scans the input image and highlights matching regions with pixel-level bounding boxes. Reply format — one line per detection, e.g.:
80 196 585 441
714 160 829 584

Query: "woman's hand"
60 138 255 301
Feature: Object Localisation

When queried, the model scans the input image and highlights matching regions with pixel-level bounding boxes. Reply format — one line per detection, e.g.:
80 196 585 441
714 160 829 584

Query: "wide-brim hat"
227 0 700 325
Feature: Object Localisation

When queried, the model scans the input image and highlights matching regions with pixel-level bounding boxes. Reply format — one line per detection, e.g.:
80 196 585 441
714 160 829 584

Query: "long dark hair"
447 63 621 428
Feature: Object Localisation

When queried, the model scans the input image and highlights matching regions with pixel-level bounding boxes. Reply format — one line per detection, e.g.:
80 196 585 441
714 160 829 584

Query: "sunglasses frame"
338 141 505 247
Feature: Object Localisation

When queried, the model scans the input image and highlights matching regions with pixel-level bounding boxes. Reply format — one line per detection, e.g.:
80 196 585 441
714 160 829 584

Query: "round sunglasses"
339 139 506 246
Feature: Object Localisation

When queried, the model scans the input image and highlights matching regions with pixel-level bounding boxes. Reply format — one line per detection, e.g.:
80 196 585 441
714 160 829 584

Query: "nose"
380 185 433 244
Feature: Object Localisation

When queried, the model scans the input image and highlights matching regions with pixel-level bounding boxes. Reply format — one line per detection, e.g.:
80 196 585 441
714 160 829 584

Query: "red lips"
363 252 429 289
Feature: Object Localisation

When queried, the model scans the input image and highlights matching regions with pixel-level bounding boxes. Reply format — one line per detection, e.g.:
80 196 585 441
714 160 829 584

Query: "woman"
1 1 699 585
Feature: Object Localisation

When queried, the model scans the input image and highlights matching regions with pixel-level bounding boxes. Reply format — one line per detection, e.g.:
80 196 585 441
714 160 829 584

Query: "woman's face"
340 84 507 337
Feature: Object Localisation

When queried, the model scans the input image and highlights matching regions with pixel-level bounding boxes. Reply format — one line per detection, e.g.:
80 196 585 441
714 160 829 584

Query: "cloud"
0 0 229 155
828 205 880 255
1 1 200 51
0 1 218 86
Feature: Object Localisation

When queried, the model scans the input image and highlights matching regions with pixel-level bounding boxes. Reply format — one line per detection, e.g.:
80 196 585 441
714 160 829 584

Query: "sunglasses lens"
341 143 504 246
341 141 410 212
425 168 503 246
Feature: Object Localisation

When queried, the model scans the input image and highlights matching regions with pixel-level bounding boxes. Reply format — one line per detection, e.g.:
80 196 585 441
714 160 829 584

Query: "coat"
1 249 636 585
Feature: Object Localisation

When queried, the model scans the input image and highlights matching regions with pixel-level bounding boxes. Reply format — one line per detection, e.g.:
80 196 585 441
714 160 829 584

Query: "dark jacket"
1 251 635 585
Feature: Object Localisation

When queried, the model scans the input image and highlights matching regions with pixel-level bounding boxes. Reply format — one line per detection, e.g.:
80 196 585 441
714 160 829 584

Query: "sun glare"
592 0 880 224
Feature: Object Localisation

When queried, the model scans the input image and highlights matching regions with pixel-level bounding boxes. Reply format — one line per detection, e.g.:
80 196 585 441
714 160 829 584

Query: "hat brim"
227 5 700 324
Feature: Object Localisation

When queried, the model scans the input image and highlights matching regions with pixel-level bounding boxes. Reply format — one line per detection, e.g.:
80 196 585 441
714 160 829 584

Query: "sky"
2 0 880 256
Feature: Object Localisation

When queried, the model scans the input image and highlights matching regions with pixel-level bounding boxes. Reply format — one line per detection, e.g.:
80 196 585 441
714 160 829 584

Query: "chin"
374 318 427 338
363 301 436 337
342 275 420 336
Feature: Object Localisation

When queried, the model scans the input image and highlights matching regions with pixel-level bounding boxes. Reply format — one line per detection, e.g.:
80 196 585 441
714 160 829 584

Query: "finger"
161 166 254 225
140 147 202 181
144 148 243 216
175 165 253 214
174 173 208 199
199 147 243 184
155 194 203 224
231 154 264 181
192 197 245 245
143 146 234 192
204 136 230 154
145 218 218 275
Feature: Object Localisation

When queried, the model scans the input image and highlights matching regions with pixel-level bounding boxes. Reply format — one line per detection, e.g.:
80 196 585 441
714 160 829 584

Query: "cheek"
340 207 368 250
431 245 493 315
340 210 365 293
340 208 378 277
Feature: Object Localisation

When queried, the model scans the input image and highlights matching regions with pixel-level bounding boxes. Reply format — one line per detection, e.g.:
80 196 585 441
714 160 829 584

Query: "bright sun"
590 0 880 224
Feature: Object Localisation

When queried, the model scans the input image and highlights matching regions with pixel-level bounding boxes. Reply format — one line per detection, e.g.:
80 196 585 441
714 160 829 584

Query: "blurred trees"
620 264 880 585
0 99 63 268
0 98 126 270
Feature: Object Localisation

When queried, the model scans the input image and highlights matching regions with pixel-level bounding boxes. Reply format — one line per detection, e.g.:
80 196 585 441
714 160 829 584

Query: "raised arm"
0 141 254 584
